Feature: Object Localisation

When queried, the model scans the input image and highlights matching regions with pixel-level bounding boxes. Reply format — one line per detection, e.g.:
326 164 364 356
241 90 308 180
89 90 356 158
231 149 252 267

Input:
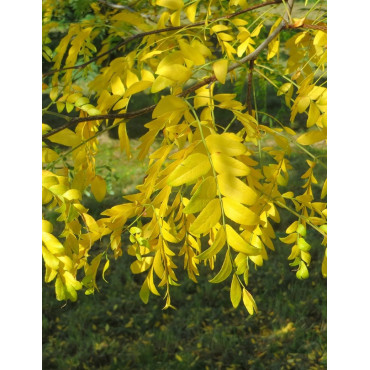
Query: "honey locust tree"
42 0 327 313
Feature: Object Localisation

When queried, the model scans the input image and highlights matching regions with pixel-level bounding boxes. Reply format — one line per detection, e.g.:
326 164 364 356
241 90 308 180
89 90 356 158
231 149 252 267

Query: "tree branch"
42 0 282 78
43 0 295 140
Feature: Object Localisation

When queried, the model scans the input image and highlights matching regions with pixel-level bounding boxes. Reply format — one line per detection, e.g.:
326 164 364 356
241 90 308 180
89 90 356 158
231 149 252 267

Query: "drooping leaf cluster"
42 0 327 313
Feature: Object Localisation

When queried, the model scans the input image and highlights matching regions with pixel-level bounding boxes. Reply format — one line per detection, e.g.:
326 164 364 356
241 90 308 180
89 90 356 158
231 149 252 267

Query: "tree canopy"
42 0 327 313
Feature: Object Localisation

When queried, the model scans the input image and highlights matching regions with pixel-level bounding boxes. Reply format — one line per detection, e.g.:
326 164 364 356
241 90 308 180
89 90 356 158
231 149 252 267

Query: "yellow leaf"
223 197 259 226
125 70 139 88
55 276 66 301
179 39 205 65
42 246 60 270
111 75 125 95
48 128 81 147
225 224 261 255
183 176 217 214
213 59 228 84
313 30 327 47
130 257 153 274
124 80 152 97
42 220 53 233
153 95 188 118
156 0 184 10
206 133 246 156
91 175 106 202
296 129 326 145
189 199 221 235
102 260 110 283
209 250 232 283
322 248 327 277
242 288 257 315
297 96 310 113
151 75 174 93
42 148 59 163
212 153 250 176
42 232 65 254
42 124 52 135
185 1 198 22
230 273 242 308
211 25 230 34
217 174 258 205
168 153 211 186
118 122 131 158
63 189 81 201
140 279 150 304
156 64 191 83
196 226 226 260
321 178 327 199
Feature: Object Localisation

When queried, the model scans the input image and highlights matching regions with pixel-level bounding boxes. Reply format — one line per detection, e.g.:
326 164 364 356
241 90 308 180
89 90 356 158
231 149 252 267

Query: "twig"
42 0 282 78
246 59 255 115
98 0 134 11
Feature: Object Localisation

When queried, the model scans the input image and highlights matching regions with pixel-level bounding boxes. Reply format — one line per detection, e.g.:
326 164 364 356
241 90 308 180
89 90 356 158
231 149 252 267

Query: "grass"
43 134 326 370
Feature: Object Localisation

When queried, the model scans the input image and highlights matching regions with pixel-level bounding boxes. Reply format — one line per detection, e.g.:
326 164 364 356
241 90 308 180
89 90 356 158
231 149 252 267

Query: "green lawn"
43 135 326 369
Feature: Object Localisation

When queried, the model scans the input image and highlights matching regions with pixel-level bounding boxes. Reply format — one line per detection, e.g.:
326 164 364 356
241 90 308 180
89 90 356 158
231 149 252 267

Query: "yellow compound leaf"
91 175 106 202
196 226 226 260
153 95 188 118
230 273 242 308
48 128 81 147
209 249 232 283
213 59 228 84
223 197 259 226
168 153 211 186
225 224 261 255
217 174 258 205
296 129 326 145
242 288 257 315
111 75 125 96
205 133 246 156
42 232 65 254
183 176 217 214
189 198 221 235
212 153 250 176
156 0 184 10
